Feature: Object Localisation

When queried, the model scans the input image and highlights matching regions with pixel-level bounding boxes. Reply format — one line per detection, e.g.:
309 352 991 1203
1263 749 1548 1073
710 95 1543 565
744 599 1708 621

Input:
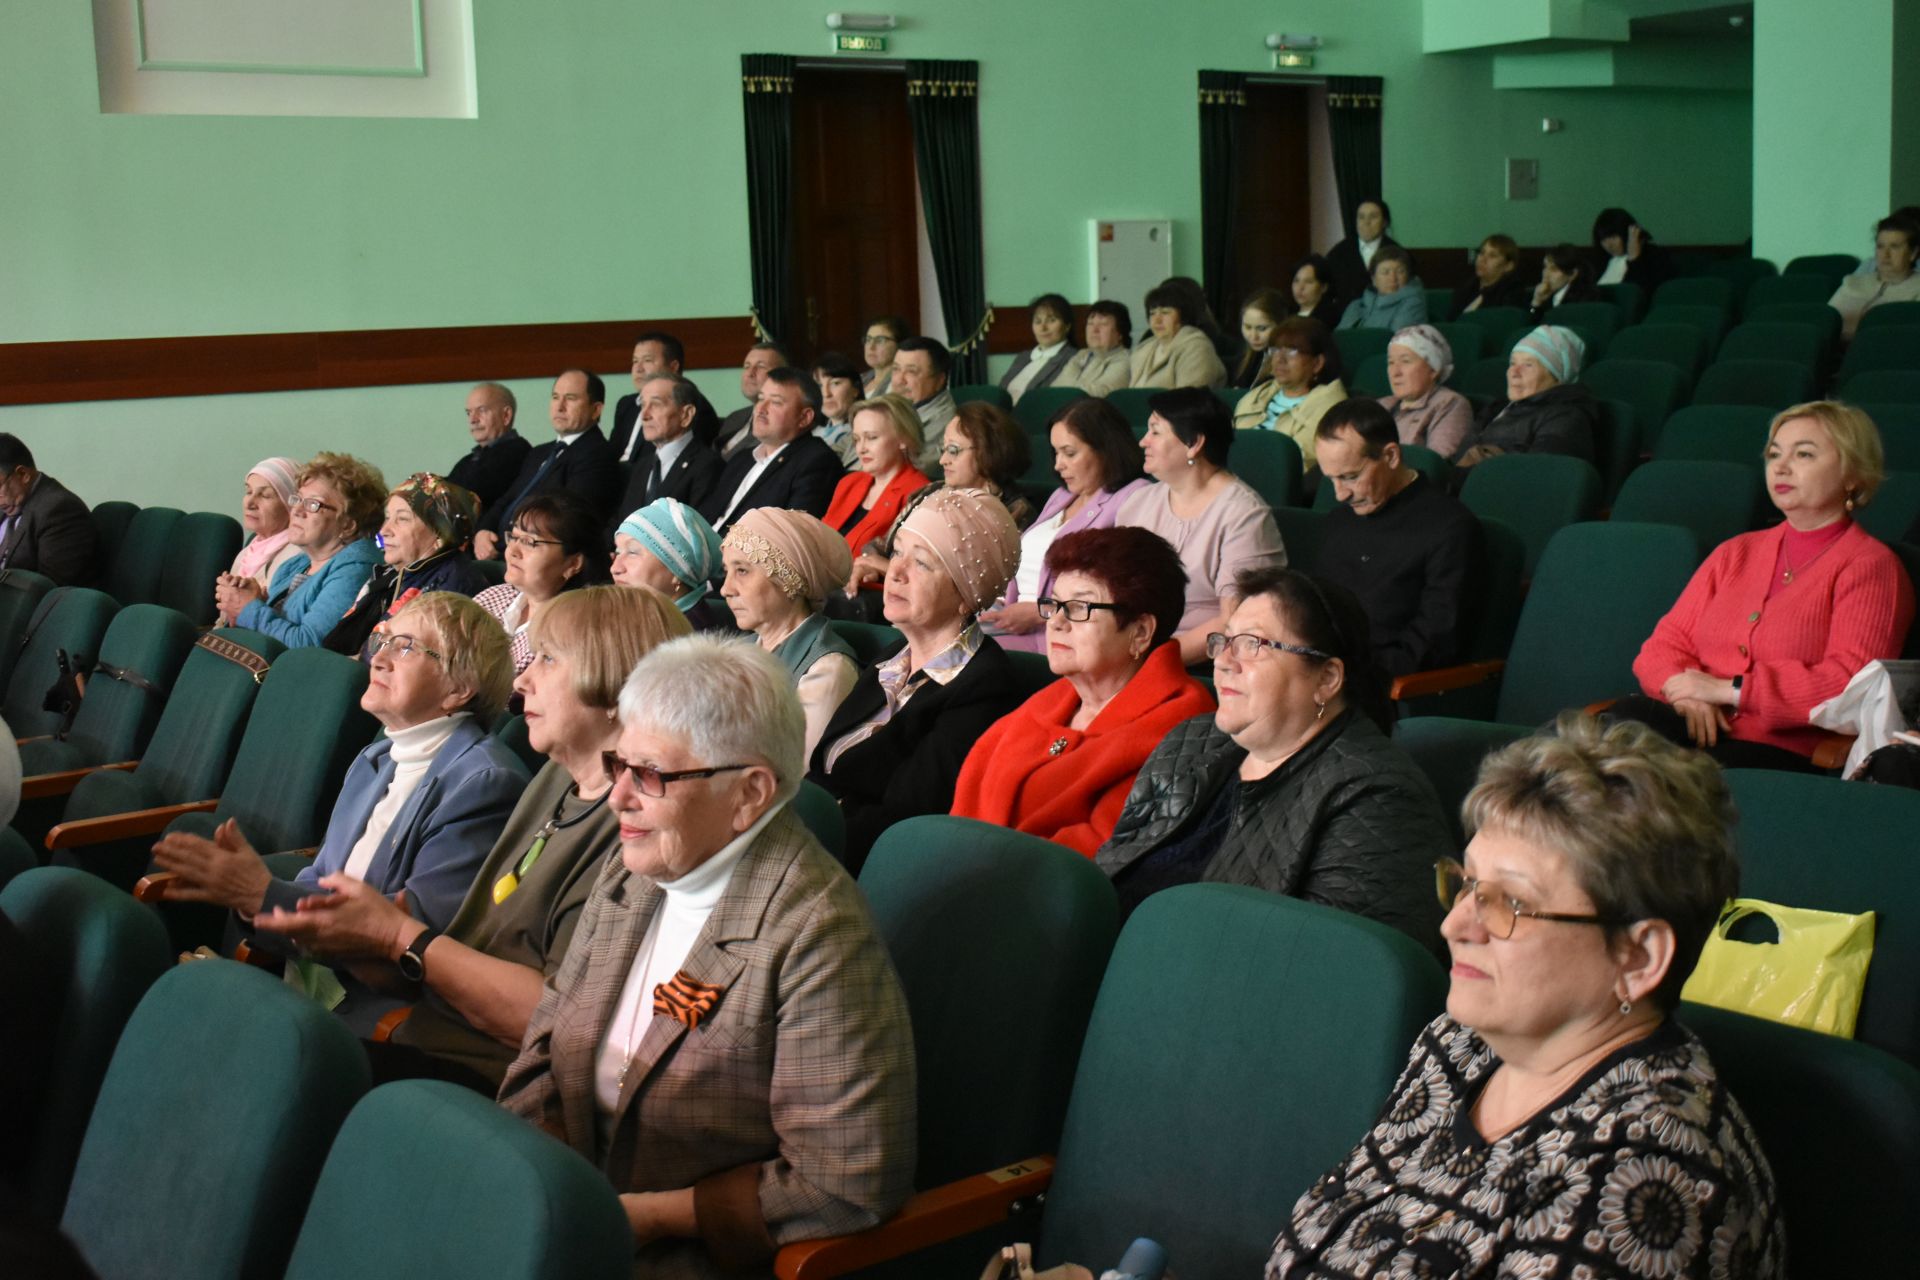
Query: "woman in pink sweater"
1622 401 1913 769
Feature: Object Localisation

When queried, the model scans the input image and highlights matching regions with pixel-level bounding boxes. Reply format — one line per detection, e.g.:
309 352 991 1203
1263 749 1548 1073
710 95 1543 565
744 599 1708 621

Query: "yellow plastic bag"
1681 898 1875 1038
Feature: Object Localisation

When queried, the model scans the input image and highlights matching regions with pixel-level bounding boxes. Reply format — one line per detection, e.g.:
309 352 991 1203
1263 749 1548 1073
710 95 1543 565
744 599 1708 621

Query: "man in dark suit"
610 373 723 530
716 341 791 463
447 382 532 513
473 370 621 559
0 434 97 586
607 332 721 458
699 367 843 534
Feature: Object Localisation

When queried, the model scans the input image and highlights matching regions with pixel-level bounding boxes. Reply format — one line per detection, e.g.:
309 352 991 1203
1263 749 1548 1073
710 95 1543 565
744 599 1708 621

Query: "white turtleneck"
340 714 467 882
592 800 784 1116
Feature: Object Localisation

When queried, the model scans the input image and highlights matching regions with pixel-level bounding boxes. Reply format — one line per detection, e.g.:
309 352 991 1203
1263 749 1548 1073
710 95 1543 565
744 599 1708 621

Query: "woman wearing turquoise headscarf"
720 507 860 756
1455 324 1599 471
328 472 488 659
609 498 730 633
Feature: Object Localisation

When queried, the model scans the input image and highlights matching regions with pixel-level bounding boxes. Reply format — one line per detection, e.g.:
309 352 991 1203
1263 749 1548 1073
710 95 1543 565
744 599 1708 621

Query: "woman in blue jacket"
220 451 387 648
1335 245 1429 332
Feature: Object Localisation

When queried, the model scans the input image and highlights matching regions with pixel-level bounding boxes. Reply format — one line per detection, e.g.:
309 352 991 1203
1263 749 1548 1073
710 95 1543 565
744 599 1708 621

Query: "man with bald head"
448 382 531 510
472 369 620 559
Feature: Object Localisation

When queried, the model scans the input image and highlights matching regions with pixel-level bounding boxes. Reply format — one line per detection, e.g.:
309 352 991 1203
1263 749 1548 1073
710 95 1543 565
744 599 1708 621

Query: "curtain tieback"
947 307 997 356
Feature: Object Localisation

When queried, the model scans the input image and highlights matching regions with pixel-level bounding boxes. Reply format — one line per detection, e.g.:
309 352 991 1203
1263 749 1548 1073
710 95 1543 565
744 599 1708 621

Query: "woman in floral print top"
1269 714 1784 1278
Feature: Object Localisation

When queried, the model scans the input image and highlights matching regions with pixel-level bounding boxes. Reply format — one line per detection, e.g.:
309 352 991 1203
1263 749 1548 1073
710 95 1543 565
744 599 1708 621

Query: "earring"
1314 700 1326 720
604 707 617 721
1185 456 1196 467
1618 998 1633 1015
1846 492 1857 513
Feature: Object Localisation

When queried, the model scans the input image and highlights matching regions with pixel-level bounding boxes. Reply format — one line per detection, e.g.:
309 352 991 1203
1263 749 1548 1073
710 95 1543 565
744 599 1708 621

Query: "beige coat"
1127 326 1227 390
1233 379 1351 471
1054 346 1132 398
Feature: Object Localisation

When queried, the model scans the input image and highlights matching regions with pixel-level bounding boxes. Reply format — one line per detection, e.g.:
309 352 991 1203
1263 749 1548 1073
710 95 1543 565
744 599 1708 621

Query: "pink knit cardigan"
1634 521 1914 756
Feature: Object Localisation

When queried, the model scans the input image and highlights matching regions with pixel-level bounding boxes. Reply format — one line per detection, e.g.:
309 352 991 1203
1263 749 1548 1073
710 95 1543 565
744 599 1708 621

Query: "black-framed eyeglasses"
1434 858 1621 940
367 632 444 663
1036 598 1124 623
1205 632 1331 662
506 530 563 551
602 751 752 798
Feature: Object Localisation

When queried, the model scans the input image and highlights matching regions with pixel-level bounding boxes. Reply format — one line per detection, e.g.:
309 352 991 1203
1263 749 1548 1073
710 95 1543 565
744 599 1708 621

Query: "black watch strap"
396 926 441 982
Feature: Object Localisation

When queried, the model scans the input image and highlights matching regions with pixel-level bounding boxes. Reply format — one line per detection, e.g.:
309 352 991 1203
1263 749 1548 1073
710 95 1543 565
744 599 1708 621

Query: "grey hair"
616 635 805 804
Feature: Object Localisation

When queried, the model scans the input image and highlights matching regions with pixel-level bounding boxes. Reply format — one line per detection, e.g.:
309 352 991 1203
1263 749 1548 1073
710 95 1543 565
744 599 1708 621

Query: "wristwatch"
396 927 441 983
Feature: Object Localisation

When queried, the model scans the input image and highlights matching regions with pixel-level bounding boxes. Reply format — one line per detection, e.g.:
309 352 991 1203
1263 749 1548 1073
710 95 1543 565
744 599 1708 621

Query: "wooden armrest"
1584 698 1619 716
15 735 54 747
372 1006 415 1043
133 871 181 904
21 760 137 801
1390 660 1505 701
774 1157 1055 1280
1812 733 1856 772
45 799 220 851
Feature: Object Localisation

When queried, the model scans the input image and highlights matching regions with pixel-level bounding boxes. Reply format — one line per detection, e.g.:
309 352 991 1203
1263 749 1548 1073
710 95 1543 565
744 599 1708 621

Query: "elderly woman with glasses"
328 472 489 659
475 490 610 673
217 451 388 648
1097 567 1449 949
251 587 690 1090
610 498 730 633
149 593 528 1022
951 527 1214 855
498 636 916 1272
1268 714 1785 1279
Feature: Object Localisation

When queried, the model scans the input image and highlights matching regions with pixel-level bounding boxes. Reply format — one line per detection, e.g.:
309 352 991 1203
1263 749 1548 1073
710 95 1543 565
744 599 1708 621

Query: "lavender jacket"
997 478 1150 652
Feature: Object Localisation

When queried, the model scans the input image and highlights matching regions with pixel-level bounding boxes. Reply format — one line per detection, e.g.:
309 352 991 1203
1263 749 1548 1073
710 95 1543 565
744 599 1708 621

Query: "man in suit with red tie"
611 374 724 533
699 369 843 536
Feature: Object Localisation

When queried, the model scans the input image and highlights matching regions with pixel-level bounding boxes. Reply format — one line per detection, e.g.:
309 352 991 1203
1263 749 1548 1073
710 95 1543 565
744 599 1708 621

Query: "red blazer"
1634 520 1914 757
825 466 931 555
950 642 1217 855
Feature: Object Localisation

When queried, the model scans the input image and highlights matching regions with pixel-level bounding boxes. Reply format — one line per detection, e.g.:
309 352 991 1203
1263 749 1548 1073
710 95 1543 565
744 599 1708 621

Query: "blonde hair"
389 592 514 725
298 452 388 542
848 393 926 453
527 585 691 710
1768 401 1886 508
1464 713 1738 1011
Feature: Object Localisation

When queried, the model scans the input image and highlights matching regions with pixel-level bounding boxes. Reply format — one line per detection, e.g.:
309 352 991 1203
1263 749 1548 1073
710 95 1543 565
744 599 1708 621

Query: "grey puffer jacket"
1096 710 1450 959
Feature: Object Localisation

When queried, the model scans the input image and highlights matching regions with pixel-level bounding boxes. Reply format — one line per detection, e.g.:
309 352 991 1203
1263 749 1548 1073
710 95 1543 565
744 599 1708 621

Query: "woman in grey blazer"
997 293 1078 404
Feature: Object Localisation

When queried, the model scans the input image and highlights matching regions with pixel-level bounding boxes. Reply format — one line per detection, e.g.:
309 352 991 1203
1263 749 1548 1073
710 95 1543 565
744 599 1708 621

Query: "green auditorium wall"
2 0 1752 510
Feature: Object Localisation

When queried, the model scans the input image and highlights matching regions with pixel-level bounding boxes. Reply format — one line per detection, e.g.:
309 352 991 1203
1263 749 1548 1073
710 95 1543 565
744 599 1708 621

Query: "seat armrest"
774 1157 1055 1280
133 870 181 904
1812 733 1856 772
1390 660 1505 701
45 799 221 851
21 760 138 801
1584 698 1619 716
372 1006 415 1043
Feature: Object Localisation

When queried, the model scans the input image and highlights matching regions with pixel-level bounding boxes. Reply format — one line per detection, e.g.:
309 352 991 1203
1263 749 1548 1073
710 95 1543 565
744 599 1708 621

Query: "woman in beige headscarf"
720 508 861 756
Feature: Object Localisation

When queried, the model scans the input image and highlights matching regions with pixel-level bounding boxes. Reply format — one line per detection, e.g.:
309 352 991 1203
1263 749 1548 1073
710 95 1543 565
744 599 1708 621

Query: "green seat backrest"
204 646 378 852
1543 301 1620 342
1840 368 1920 405
1705 255 1777 307
1393 517 1527 723
1391 717 1531 844
19 603 197 774
86 502 139 581
1581 359 1686 452
1653 275 1733 312
954 383 1013 411
1459 453 1603 578
0 567 54 688
1330 326 1391 372
104 505 182 605
1693 358 1817 410
1652 403 1776 466
1682 1003 1920 1275
1434 320 1488 363
862 816 1118 1186
1853 471 1920 545
1594 399 1639 501
285 1081 631 1280
0 866 171 1217
1717 320 1825 368
1210 385 1242 412
1744 300 1844 349
1604 323 1706 379
792 778 846 864
1273 506 1326 569
1642 304 1729 356
1453 304 1526 333
3 587 120 737
1595 281 1644 325
829 619 904 667
1423 286 1454 317
1348 351 1389 398
1723 769 1920 1067
1496 521 1698 726
473 558 507 587
1858 301 1920 332
1104 388 1158 436
1037 886 1444 1277
0 825 35 890
1455 355 1509 400
154 511 244 625
61 962 370 1280
1611 460 1765 558
1745 273 1843 311
490 713 545 774
1839 326 1920 384
1859 403 1920 471
1230 430 1302 508
1785 252 1860 277
1011 385 1087 437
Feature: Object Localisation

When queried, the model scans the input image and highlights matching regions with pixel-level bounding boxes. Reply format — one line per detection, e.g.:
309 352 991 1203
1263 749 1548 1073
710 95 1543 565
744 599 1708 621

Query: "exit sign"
834 33 888 54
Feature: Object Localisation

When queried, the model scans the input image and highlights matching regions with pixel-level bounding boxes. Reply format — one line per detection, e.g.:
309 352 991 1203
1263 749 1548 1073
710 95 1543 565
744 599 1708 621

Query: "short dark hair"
0 434 35 473
1044 526 1188 649
514 490 611 588
1147 386 1234 468
1232 566 1389 731
1051 398 1144 491
1591 207 1642 251
1479 234 1519 268
1291 254 1335 293
813 351 862 384
866 315 913 344
632 331 685 367
1272 316 1342 387
1543 243 1589 278
1356 198 1391 231
640 372 700 411
1085 299 1134 347
1370 244 1416 279
897 336 952 378
1878 213 1920 245
762 366 822 415
558 369 606 405
1029 293 1075 330
750 340 791 366
952 401 1031 491
1316 398 1399 456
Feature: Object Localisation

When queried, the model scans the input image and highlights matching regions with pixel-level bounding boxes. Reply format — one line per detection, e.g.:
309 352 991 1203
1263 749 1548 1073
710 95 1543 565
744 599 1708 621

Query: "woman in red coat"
951 526 1216 854
1622 401 1914 769
822 394 929 559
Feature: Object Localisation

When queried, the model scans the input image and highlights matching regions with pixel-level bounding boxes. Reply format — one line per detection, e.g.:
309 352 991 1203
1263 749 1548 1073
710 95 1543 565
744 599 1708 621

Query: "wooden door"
789 68 920 365
1230 84 1313 308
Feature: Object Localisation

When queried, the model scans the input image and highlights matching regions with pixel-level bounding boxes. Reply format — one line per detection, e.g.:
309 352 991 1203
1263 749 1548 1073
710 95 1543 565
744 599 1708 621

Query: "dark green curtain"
906 60 989 384
741 54 796 346
1327 76 1385 235
1198 71 1248 331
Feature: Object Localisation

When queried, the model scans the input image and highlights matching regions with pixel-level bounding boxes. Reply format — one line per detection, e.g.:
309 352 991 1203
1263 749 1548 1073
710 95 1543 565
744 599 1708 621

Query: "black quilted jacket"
1095 710 1450 959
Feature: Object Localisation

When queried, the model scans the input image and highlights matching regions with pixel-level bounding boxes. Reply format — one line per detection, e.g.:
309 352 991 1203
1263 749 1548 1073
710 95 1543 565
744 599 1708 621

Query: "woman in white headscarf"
1378 325 1473 458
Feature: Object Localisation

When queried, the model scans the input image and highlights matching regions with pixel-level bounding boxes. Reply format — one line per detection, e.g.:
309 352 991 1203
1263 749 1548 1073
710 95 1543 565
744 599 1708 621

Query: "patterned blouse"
1267 1015 1785 1279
